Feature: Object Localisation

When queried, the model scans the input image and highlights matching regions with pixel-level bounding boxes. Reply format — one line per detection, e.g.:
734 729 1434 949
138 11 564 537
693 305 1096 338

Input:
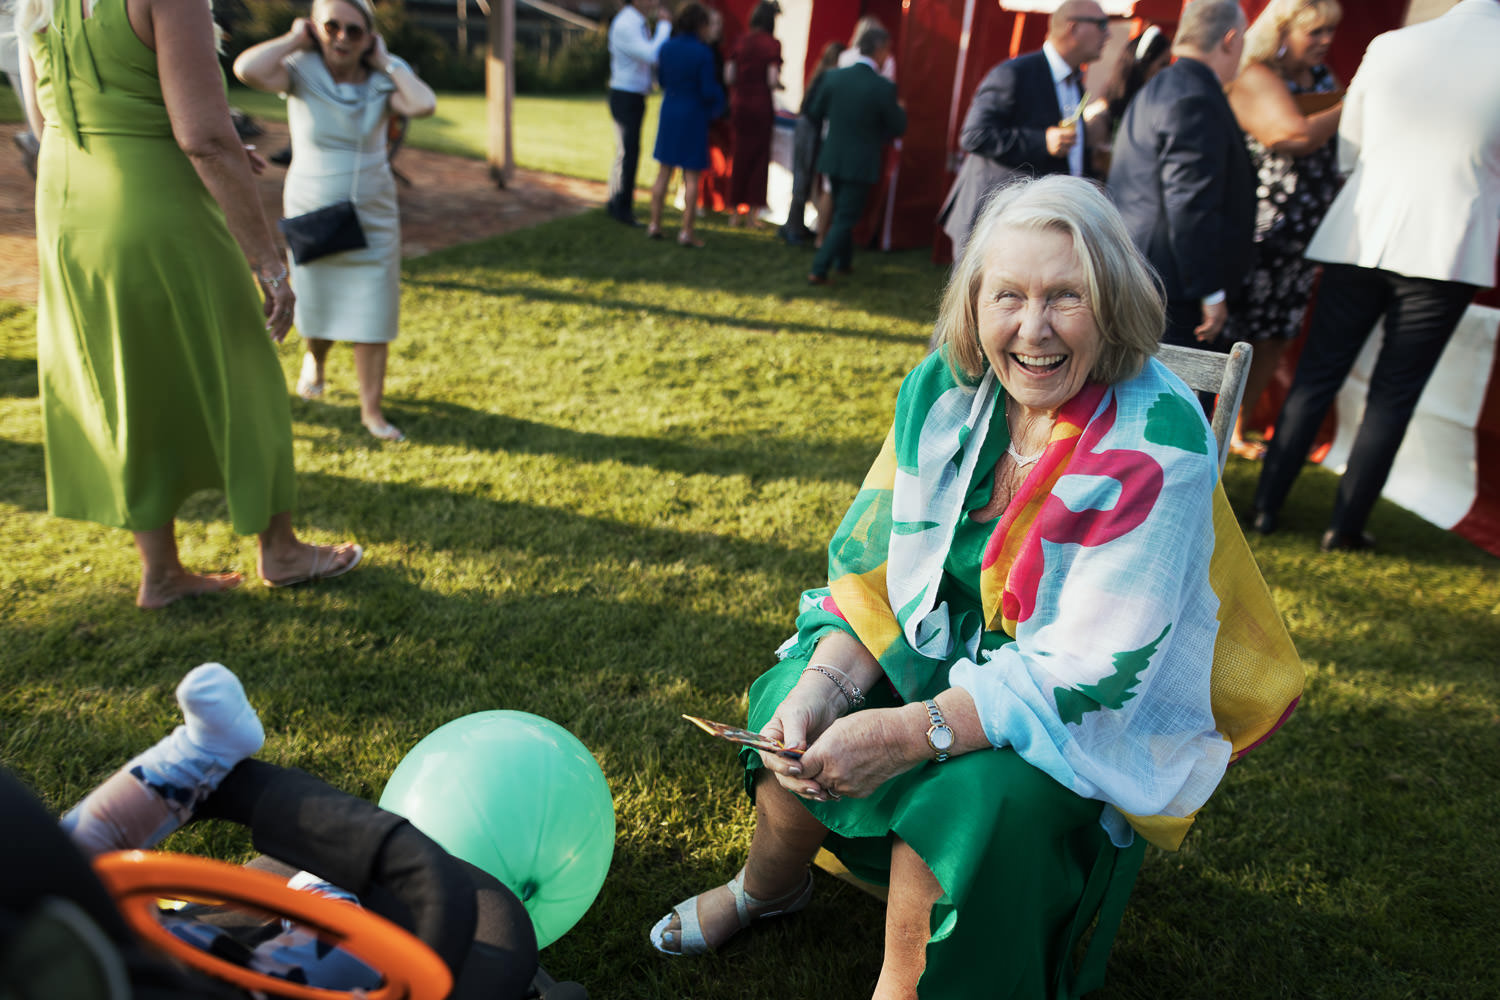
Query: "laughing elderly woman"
650 175 1300 999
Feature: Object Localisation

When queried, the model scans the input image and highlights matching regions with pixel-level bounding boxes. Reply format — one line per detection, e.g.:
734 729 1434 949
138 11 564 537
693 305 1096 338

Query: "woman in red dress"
725 1 781 227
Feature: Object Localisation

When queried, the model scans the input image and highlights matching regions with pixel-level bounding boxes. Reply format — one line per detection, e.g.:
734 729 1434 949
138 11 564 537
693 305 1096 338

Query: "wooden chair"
1154 341 1254 472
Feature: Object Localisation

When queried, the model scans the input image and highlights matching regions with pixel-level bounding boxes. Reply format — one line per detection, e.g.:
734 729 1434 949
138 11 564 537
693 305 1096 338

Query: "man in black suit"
1107 0 1253 350
937 0 1111 256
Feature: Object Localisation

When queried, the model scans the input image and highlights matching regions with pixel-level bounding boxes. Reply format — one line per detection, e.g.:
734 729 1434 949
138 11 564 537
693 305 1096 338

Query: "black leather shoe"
1320 529 1376 552
1250 510 1278 536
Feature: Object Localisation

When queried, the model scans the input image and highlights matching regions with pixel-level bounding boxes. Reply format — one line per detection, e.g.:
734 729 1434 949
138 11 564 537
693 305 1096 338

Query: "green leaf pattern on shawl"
1144 392 1210 455
828 488 893 576
1054 624 1172 726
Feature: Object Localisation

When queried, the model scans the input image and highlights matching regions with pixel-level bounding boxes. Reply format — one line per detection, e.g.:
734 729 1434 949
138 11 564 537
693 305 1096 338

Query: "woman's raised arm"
232 18 314 94
1228 61 1341 157
367 35 437 119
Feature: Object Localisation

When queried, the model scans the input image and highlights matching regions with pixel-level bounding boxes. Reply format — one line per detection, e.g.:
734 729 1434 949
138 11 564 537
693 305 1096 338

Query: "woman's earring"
1275 42 1288 60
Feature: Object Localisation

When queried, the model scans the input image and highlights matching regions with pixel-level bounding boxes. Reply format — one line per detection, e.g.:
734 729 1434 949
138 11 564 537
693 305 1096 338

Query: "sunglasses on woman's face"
320 19 366 41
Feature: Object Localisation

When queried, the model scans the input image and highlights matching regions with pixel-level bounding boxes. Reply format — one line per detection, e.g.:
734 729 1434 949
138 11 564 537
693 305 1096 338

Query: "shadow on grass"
2 460 825 593
1 578 797 806
1221 454 1497 569
289 395 878 485
405 275 929 347
0 436 44 511
1107 698 1499 998
0 356 37 398
406 211 947 329
280 468 825 576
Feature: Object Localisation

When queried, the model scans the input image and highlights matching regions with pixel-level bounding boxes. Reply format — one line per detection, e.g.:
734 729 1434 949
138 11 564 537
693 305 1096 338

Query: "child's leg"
62 663 264 856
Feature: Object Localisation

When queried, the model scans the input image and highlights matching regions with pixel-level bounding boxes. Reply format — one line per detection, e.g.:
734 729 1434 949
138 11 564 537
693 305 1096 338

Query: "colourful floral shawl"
785 352 1303 849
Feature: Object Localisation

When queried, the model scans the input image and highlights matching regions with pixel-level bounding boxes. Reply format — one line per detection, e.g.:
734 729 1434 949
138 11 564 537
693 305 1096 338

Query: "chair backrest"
1154 341 1253 472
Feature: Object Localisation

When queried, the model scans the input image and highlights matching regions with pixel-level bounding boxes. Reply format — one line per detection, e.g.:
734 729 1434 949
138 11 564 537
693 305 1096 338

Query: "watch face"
930 726 955 751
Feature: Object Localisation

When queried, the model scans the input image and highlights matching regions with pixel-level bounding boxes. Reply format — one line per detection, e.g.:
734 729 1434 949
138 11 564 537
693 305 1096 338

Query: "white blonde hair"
936 176 1165 386
312 0 374 29
1241 0 1342 72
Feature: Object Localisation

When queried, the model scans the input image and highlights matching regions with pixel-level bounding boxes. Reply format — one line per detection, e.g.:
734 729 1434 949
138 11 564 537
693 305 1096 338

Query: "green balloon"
379 711 615 949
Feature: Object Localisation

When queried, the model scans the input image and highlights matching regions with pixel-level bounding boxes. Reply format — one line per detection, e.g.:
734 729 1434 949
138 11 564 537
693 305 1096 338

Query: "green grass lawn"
230 87 659 184
3 212 1499 999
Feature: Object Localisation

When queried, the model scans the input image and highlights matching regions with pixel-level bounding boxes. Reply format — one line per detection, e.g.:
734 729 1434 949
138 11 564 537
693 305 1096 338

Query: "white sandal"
649 867 813 956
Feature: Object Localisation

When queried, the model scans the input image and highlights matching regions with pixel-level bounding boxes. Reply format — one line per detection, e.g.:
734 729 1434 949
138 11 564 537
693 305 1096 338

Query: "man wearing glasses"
938 0 1110 256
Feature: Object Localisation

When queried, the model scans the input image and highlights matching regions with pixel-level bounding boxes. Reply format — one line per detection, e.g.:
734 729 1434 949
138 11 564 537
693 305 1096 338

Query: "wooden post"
486 0 515 188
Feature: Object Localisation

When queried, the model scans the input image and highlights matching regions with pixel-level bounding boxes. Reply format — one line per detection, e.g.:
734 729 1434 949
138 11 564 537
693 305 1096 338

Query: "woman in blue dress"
646 3 724 248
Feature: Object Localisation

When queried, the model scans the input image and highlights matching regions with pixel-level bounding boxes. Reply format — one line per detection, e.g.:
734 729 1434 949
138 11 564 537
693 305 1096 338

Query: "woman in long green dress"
17 0 362 608
650 177 1302 998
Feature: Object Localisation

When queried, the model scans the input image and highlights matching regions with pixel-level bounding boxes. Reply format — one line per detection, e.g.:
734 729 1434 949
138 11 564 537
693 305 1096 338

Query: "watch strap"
923 699 951 763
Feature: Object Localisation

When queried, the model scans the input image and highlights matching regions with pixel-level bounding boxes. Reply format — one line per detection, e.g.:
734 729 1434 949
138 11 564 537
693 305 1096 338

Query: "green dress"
743 398 1145 999
29 0 295 534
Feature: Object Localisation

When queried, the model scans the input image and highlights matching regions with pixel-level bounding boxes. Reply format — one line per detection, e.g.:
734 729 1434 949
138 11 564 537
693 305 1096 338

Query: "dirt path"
0 120 607 306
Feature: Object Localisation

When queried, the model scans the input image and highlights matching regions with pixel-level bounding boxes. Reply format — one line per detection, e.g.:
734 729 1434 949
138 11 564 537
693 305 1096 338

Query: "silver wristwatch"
924 699 954 763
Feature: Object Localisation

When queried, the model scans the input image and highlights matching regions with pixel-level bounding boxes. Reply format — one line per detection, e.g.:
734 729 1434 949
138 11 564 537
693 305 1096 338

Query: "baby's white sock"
61 663 264 851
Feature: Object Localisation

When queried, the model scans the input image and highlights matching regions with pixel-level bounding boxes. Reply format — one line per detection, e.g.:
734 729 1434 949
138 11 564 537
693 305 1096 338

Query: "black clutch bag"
278 200 367 265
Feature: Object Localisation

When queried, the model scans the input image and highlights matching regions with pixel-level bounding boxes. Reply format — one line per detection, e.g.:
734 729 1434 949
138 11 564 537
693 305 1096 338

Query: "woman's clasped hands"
758 674 930 804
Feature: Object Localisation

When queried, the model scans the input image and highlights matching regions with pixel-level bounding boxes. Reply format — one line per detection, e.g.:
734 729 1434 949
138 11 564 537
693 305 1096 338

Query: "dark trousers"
1255 262 1476 534
780 117 820 239
811 177 871 278
606 89 646 220
1164 298 1233 415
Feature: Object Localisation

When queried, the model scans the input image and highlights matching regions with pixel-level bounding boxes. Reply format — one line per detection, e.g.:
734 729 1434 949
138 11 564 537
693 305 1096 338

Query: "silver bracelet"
803 663 865 711
260 264 288 291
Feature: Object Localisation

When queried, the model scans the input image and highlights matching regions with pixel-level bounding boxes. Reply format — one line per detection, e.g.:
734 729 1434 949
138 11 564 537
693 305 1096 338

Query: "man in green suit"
803 26 906 285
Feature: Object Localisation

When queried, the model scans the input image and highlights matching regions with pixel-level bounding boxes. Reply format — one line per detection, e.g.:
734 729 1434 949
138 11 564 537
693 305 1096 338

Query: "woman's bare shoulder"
1230 61 1289 101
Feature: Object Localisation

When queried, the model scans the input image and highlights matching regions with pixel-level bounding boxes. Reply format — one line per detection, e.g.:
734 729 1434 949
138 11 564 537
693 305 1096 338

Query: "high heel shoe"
649 867 813 956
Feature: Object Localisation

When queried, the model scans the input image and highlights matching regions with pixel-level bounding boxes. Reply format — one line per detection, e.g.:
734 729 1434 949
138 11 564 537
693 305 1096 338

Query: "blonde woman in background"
235 0 436 443
1226 0 1343 460
16 0 363 607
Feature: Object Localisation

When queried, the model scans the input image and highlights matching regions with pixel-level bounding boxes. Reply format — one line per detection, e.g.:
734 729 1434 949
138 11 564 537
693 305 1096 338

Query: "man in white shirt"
937 0 1109 255
606 0 670 226
1253 0 1500 552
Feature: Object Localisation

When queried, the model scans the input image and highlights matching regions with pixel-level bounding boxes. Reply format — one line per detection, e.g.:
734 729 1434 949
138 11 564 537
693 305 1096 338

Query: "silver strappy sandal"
649 867 814 956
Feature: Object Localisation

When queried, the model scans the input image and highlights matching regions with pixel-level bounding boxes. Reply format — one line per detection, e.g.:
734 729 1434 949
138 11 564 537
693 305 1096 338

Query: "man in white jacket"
1253 0 1500 552
605 0 670 226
